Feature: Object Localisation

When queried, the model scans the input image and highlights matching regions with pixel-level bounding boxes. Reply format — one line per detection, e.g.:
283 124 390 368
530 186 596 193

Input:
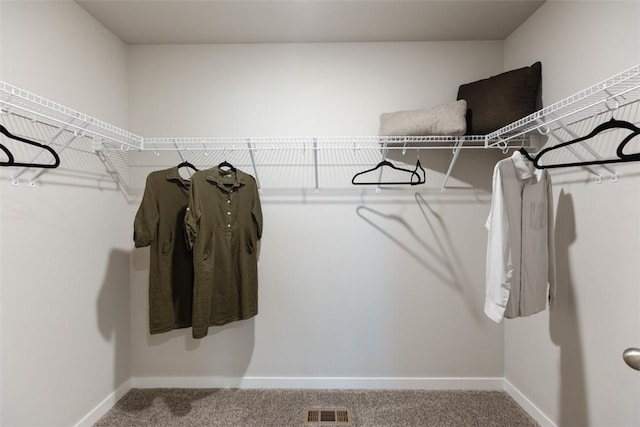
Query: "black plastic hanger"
520 118 640 169
411 158 426 185
0 141 15 166
0 124 60 168
352 159 422 185
218 160 236 172
176 160 198 172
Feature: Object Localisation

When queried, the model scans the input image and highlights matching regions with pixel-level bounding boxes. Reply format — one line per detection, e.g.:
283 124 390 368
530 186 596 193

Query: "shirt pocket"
161 232 173 255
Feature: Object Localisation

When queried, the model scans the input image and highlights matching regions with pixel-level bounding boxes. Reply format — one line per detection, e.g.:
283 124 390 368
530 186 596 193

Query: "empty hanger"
412 154 426 185
0 124 61 169
352 159 422 185
520 118 640 169
0 141 15 166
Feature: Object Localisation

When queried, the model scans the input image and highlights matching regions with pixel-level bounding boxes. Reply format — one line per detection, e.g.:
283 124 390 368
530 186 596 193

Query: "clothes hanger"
0 141 15 166
352 159 422 185
519 118 640 169
411 152 426 185
176 160 198 172
615 120 640 160
0 124 61 168
218 159 236 172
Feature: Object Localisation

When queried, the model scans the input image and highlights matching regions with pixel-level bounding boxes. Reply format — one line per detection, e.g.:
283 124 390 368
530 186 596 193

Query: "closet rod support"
247 138 261 192
547 128 602 182
313 138 319 193
30 122 91 184
377 140 390 193
441 138 464 192
557 119 617 177
12 118 74 180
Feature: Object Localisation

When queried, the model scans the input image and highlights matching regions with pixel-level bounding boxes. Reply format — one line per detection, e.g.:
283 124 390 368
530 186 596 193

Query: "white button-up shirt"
485 151 556 323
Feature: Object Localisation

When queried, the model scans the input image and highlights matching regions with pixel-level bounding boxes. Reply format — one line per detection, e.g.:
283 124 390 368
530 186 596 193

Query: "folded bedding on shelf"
457 61 542 134
378 99 467 136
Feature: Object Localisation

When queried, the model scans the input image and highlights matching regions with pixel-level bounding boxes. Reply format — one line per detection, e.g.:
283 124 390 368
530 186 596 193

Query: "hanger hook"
494 134 510 154
604 97 620 112
537 125 550 135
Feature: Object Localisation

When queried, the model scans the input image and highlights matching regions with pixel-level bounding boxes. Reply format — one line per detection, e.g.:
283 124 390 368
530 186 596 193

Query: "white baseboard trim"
74 378 133 427
131 376 504 390
503 379 557 427
76 376 555 426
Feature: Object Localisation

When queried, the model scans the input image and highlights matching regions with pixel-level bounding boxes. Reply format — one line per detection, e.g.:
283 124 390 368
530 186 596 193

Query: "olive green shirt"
134 167 194 334
184 167 263 339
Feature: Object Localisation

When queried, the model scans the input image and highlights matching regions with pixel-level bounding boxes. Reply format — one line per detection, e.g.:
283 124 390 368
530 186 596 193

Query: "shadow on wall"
355 193 482 320
550 190 589 426
97 249 132 390
385 147 502 193
131 244 255 379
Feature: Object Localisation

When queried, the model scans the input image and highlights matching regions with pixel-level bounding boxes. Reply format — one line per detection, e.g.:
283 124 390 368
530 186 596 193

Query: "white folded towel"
379 99 467 136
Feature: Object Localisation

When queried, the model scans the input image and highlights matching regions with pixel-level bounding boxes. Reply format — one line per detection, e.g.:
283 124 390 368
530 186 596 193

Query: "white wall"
504 2 640 426
0 1 4 423
0 2 131 426
127 42 508 384
7 2 639 425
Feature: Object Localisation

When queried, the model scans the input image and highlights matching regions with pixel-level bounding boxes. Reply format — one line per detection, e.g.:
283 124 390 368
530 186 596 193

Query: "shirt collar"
206 166 246 189
165 166 191 186
510 150 535 180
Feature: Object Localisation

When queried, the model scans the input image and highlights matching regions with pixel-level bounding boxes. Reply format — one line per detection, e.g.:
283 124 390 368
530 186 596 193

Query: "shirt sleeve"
484 163 513 323
251 177 263 240
184 178 199 250
133 175 159 248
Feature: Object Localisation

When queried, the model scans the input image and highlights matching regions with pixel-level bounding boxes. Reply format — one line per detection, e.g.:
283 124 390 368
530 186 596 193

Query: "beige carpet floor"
94 388 539 426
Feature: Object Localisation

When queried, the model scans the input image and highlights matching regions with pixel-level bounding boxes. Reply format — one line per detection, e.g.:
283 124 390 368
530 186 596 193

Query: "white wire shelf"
485 63 640 148
1 63 639 195
0 81 142 150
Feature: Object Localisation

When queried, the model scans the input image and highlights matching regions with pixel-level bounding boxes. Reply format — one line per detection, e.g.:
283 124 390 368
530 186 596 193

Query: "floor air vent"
304 408 353 425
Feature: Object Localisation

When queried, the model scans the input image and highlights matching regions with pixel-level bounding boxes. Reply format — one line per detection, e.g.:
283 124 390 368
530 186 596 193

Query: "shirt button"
227 224 231 228
227 200 231 204
227 211 231 215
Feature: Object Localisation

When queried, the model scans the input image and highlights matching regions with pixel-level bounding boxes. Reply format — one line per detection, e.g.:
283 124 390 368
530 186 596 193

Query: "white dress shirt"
485 151 556 323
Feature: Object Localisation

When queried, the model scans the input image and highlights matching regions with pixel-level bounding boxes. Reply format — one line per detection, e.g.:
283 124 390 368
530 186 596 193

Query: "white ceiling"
76 0 545 45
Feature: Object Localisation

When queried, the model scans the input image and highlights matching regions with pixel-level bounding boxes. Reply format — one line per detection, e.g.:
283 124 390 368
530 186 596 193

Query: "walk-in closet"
1 1 639 426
